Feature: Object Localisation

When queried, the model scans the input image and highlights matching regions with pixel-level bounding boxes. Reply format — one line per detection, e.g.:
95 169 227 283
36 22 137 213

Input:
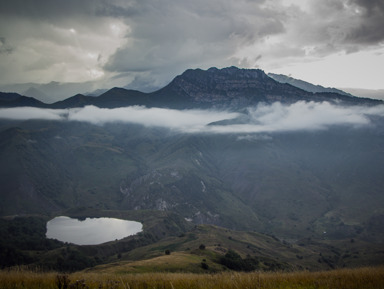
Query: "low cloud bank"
0 107 68 121
0 101 383 134
67 106 239 132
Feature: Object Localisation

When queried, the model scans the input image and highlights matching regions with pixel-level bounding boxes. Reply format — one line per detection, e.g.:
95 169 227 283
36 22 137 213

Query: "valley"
0 67 383 273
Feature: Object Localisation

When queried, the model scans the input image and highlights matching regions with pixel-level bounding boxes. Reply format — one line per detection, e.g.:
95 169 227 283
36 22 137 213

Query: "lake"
46 216 143 245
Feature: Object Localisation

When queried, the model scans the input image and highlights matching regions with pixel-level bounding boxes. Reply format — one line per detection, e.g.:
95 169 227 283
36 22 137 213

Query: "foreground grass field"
1 266 383 289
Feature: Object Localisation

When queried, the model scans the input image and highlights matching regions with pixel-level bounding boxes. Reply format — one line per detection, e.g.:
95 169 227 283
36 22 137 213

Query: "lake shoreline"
46 216 143 245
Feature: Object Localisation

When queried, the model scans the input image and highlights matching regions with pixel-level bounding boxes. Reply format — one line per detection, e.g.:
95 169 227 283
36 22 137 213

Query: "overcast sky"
0 0 383 94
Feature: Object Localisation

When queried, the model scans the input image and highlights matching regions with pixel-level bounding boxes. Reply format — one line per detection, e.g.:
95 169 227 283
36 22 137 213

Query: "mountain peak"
180 66 267 79
157 66 302 108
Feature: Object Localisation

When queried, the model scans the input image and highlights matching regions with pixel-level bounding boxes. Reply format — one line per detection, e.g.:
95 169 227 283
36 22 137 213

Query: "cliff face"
158 66 310 108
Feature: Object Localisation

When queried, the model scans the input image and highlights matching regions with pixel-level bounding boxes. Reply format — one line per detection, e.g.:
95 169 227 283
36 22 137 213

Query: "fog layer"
1 101 383 134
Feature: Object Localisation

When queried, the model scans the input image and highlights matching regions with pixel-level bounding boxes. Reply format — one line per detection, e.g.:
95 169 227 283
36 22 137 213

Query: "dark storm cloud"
0 0 97 18
0 0 112 34
304 0 384 50
345 0 384 44
353 0 384 15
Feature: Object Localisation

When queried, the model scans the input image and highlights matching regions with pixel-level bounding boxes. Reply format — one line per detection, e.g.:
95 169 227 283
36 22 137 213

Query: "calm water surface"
46 216 142 245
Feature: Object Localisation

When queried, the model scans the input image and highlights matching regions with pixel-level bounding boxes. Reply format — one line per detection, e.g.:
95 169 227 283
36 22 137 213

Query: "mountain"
268 73 352 96
0 81 105 104
50 88 151 109
0 92 46 107
22 87 49 103
150 66 302 108
61 66 380 109
51 94 97 108
95 88 150 108
0 66 383 271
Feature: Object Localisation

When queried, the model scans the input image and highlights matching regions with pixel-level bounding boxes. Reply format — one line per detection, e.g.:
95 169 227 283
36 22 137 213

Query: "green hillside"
1 118 383 242
87 224 384 273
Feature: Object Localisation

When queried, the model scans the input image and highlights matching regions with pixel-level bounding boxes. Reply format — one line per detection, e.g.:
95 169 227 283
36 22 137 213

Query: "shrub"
201 262 209 270
220 249 260 272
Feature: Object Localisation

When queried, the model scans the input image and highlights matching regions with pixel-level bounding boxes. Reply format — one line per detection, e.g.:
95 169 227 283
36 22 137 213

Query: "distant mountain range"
267 73 353 96
0 81 101 104
1 67 381 109
0 92 46 107
341 87 384 100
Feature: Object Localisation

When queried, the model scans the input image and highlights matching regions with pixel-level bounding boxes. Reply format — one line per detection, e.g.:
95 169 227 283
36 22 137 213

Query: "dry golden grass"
87 252 223 274
0 266 383 289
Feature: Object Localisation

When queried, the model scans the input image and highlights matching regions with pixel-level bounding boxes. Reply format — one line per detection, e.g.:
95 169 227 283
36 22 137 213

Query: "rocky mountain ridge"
1 67 381 109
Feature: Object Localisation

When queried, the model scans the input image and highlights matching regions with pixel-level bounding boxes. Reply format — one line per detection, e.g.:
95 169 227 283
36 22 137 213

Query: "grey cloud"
0 0 99 19
271 0 384 62
0 0 118 37
103 0 286 84
352 0 384 15
0 37 13 54
0 0 128 86
102 0 384 86
95 1 140 18
0 0 382 90
309 0 384 47
344 0 384 44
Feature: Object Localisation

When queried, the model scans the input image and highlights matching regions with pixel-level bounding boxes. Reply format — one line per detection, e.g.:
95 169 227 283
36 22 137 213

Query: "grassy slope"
1 267 384 289
85 224 384 274
88 252 222 273
1 213 383 273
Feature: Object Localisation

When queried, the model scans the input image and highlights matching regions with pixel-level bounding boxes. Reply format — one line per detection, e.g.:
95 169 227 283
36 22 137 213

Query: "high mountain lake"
46 216 143 245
